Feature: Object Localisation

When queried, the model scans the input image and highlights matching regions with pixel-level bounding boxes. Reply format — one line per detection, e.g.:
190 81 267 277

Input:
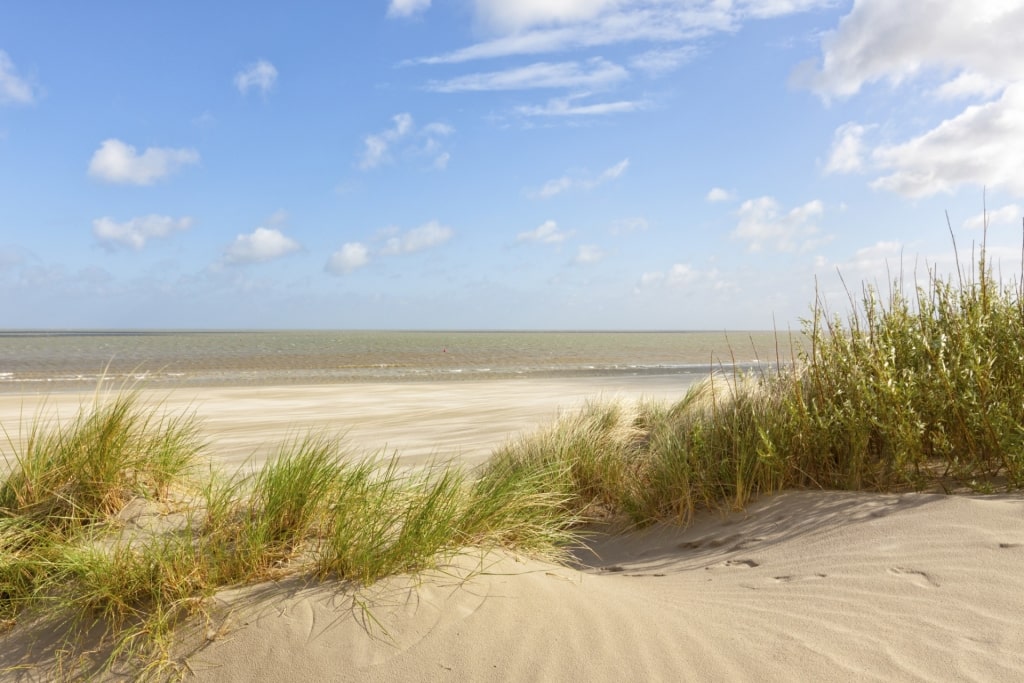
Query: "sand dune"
3 380 1023 681
171 490 1024 682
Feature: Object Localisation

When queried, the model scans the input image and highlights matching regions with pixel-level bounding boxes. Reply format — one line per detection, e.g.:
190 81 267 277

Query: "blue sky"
2 1 1022 330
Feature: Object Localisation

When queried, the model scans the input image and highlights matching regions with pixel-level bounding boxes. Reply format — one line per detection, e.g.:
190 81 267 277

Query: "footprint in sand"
706 559 760 570
888 566 940 588
772 573 827 583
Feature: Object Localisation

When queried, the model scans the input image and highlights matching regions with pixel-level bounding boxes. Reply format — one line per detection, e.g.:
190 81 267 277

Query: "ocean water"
0 330 798 393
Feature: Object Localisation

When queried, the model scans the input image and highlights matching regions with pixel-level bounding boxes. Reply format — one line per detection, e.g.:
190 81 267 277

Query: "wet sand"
0 375 699 472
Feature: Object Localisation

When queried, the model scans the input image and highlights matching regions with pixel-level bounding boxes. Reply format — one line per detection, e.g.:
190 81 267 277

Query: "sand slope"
173 490 1024 682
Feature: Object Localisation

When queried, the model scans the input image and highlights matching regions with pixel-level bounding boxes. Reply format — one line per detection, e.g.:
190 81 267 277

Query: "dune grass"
493 232 1024 527
3 227 1024 678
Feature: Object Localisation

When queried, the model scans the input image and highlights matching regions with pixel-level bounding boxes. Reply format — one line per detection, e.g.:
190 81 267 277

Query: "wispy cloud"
0 50 36 104
516 93 645 117
93 215 194 251
517 220 571 244
359 113 453 170
234 60 278 96
533 158 630 198
223 227 300 265
387 0 430 19
87 139 199 185
410 2 828 66
629 46 697 77
425 58 628 93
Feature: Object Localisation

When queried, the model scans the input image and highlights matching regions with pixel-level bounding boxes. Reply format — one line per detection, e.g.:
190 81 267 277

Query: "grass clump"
0 398 578 678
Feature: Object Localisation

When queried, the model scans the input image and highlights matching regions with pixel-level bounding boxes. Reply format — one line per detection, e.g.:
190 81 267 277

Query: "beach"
0 374 697 472
2 333 1024 680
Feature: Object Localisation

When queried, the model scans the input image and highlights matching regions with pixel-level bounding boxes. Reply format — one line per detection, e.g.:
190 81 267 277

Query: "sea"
0 330 799 394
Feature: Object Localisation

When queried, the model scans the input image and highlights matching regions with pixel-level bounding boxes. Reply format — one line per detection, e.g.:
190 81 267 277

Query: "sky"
2 1 1023 331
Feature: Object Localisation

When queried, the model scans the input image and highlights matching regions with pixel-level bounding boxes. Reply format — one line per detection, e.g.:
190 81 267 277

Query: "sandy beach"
2 377 1024 681
0 375 697 472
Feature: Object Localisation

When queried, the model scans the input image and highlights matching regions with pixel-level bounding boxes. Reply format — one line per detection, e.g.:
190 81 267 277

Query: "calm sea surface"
0 330 799 393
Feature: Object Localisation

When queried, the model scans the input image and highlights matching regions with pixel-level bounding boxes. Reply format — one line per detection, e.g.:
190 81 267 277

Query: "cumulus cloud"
963 204 1022 230
92 215 194 250
796 1 1024 100
706 187 734 202
388 0 430 18
87 139 199 185
380 221 454 255
234 60 278 95
825 122 870 174
869 84 1024 197
575 245 604 263
794 1 1024 198
733 196 825 252
426 58 628 93
326 242 370 275
0 50 36 104
223 227 300 265
534 158 629 198
517 220 570 244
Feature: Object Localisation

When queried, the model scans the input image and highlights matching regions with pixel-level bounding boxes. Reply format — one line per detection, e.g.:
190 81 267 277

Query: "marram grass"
4 230 1024 679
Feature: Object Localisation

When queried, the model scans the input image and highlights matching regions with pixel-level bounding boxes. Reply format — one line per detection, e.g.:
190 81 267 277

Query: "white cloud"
223 227 300 265
534 158 629 198
411 1 828 65
87 139 199 185
359 113 453 170
870 83 1024 198
796 1 1024 99
380 221 453 255
733 196 824 252
92 215 194 250
575 245 604 263
637 263 699 289
825 122 869 174
794 1 1024 199
235 60 278 95
326 242 370 274
0 50 35 104
610 216 648 234
388 0 430 19
629 46 697 76
517 94 645 116
473 0 622 33
426 58 628 92
933 71 1004 101
517 220 570 244
963 204 1022 230
706 187 734 202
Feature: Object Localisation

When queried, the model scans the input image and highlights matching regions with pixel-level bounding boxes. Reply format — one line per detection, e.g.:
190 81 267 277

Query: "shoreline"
0 374 699 472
